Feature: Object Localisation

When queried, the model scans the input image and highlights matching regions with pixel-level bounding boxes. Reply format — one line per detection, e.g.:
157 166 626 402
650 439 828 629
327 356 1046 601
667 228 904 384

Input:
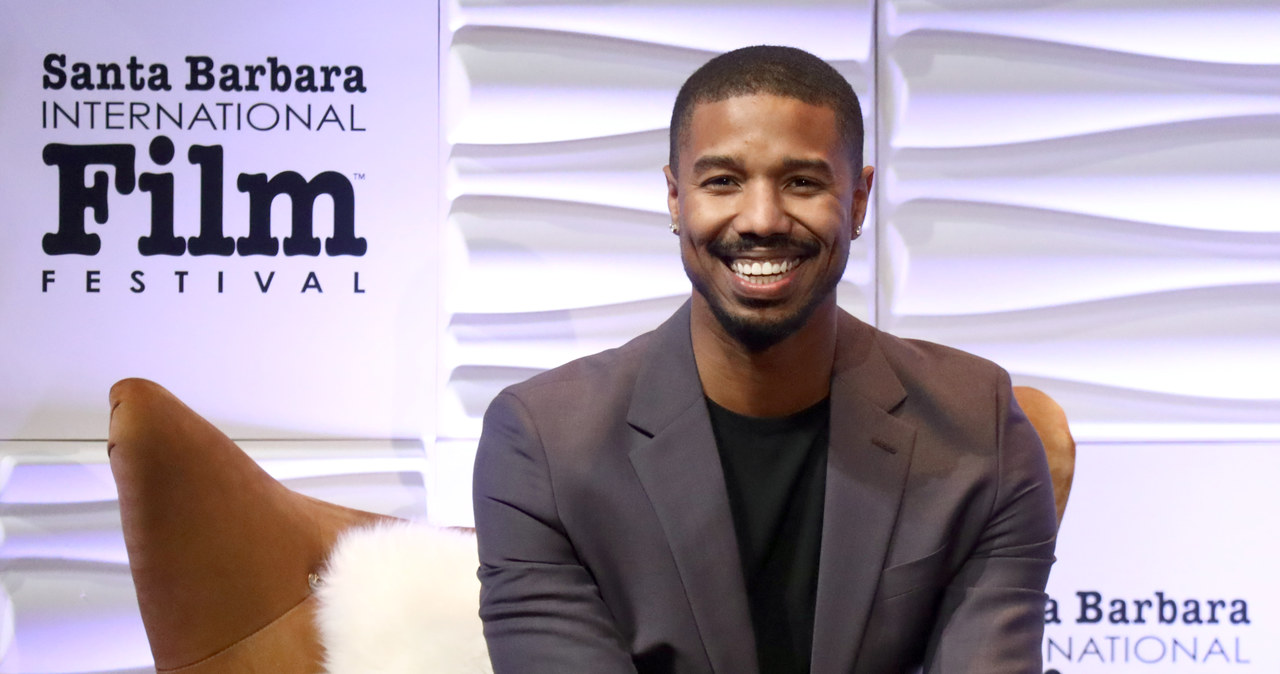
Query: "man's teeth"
731 258 798 283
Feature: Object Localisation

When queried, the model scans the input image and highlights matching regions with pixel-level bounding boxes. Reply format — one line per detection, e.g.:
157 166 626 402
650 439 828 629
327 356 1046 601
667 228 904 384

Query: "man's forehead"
678 94 848 172
685 92 838 128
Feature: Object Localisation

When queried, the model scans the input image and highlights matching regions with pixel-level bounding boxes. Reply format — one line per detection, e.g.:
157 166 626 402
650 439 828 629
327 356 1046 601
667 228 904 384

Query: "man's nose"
734 182 790 237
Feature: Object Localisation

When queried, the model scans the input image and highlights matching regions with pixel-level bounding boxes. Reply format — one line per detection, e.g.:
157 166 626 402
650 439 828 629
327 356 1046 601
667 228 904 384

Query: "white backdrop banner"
0 0 439 440
1043 441 1276 673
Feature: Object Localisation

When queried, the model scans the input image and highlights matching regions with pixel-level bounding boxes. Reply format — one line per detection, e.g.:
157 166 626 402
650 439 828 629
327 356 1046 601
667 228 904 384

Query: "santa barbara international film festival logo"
37 53 371 295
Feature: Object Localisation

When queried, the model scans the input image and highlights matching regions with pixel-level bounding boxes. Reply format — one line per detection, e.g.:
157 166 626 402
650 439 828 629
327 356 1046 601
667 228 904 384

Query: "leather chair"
1013 386 1075 525
107 379 1074 672
108 378 393 673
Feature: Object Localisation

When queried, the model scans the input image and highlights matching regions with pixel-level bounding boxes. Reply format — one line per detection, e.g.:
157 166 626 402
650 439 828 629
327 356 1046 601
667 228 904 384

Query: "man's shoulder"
835 312 1013 428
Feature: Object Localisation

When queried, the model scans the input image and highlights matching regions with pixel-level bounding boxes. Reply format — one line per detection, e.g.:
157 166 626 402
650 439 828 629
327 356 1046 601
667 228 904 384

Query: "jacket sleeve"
473 390 640 674
922 373 1058 673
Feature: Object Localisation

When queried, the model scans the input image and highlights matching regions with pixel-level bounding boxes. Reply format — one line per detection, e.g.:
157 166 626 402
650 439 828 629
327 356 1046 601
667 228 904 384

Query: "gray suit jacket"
473 303 1057 673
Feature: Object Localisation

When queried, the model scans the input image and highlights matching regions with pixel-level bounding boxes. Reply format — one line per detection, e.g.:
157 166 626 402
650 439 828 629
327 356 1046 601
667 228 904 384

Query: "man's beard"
692 233 841 352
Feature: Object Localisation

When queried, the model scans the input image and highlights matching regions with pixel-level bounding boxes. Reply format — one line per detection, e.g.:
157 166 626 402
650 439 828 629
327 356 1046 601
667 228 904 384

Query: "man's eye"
790 177 821 189
702 176 736 188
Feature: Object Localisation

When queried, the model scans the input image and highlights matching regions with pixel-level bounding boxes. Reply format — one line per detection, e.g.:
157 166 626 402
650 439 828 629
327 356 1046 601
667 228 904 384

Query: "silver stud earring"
854 223 863 238
670 221 679 235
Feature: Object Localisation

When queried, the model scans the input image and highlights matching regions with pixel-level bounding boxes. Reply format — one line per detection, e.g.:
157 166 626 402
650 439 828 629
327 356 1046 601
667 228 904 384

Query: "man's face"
665 93 872 351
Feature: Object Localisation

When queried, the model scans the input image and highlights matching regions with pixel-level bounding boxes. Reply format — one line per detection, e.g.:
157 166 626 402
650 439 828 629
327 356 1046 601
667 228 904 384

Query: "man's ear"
851 165 875 238
664 165 680 225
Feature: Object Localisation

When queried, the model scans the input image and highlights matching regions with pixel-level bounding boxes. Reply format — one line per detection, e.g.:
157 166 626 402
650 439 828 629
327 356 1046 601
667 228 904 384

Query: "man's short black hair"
669 45 864 174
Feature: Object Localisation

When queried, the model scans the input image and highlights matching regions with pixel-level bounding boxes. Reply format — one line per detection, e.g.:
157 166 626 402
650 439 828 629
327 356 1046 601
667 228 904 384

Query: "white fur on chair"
315 521 493 673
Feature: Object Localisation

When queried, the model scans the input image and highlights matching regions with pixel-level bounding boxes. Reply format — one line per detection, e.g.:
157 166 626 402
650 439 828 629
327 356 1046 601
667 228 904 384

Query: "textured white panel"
886 0 1280 63
440 0 878 444
879 0 1280 441
427 439 481 528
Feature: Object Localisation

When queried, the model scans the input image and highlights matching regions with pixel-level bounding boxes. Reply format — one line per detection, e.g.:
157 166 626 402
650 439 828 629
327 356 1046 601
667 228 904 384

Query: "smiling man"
474 46 1057 674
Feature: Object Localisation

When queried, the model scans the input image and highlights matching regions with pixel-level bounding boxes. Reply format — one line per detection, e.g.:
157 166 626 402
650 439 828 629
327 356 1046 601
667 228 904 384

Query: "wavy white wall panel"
878 0 1280 440
440 1 879 464
0 440 426 673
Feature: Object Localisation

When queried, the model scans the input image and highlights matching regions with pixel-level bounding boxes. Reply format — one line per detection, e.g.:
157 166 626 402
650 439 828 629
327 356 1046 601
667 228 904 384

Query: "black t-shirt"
706 397 829 674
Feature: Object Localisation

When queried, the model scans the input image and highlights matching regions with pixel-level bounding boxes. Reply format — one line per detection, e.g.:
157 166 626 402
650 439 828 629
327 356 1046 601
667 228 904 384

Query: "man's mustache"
707 233 820 257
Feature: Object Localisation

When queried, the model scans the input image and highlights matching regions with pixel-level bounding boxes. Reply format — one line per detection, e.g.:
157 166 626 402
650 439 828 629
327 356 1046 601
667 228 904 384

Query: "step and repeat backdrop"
1 1 438 441
3 0 1279 672
0 1 438 671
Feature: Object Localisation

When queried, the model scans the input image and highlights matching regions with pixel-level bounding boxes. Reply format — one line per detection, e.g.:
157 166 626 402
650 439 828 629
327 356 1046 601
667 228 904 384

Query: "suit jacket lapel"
626 303 759 674
811 313 916 674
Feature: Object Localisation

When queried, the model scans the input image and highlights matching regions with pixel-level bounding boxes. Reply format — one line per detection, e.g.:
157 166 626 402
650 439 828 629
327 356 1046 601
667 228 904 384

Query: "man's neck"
691 295 838 418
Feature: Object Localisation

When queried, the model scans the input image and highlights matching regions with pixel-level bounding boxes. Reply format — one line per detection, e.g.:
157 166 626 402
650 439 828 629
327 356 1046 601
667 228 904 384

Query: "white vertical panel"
878 0 1280 441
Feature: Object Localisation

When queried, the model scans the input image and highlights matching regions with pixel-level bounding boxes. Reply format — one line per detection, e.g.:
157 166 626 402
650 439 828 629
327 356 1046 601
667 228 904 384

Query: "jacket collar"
812 311 915 674
626 302 758 674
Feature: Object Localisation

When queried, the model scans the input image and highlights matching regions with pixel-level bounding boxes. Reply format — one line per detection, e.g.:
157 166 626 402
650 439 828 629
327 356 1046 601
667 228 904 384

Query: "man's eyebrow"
780 157 835 178
690 155 742 175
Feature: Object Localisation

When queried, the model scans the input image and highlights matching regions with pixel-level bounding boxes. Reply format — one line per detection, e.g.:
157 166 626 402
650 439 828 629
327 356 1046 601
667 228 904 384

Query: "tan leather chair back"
108 378 389 673
1013 385 1076 526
